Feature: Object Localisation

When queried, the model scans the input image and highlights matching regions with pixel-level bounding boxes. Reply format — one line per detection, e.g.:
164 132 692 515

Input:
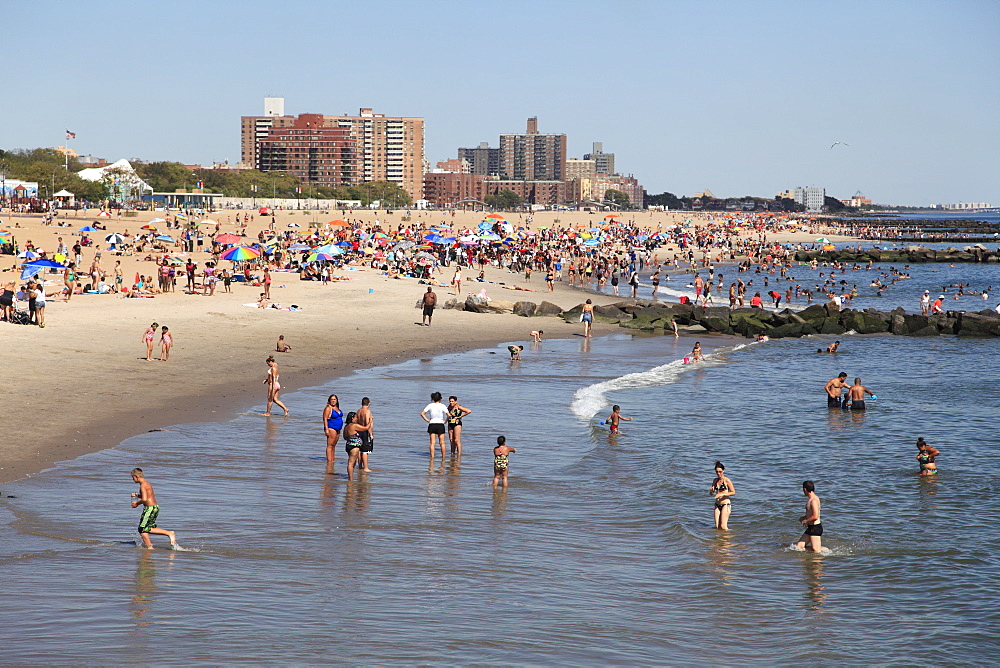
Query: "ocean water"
604 259 1000 316
2 330 999 664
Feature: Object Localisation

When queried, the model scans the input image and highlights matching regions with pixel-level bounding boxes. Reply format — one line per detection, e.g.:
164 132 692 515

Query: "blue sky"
3 0 997 206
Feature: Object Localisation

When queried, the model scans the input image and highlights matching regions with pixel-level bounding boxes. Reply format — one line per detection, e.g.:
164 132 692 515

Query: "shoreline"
0 208 854 484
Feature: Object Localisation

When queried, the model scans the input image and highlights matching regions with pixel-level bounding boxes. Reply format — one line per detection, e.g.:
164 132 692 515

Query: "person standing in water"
130 468 177 549
322 394 343 465
420 392 449 458
794 480 823 553
846 377 874 411
356 397 375 472
605 405 632 435
824 372 849 408
447 395 472 455
915 437 940 475
263 355 288 416
581 299 595 338
492 435 516 489
342 411 370 481
710 461 735 530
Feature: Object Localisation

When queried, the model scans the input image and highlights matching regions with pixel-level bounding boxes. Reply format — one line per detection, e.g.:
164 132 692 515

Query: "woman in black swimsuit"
446 395 472 455
710 461 735 530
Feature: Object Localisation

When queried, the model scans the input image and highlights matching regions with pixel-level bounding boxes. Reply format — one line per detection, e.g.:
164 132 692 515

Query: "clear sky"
4 0 998 206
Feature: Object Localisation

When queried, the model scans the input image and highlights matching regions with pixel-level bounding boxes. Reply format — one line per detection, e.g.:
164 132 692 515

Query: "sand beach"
0 207 855 482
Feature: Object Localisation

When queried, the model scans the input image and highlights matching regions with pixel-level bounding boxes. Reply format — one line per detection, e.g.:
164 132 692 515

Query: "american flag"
65 130 76 139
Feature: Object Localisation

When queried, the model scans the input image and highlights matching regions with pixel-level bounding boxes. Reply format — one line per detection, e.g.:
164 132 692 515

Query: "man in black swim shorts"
824 372 848 408
847 377 873 411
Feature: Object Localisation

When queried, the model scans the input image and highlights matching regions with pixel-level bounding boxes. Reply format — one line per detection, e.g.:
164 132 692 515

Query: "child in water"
508 345 524 360
492 435 516 488
605 405 633 434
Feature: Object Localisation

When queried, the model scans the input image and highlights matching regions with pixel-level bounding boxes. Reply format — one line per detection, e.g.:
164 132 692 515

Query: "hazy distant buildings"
457 142 500 176
583 142 615 176
935 201 992 210
499 117 567 181
777 186 826 212
564 158 597 181
241 98 425 200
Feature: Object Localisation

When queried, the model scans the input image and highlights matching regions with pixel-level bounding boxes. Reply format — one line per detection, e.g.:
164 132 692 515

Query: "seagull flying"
830 141 849 149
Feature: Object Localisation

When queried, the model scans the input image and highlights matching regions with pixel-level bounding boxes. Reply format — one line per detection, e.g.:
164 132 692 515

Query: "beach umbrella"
105 233 126 244
327 219 350 227
17 250 39 259
414 251 436 262
604 213 620 219
156 235 176 242
149 217 166 224
97 211 111 218
815 237 831 243
307 252 335 262
286 222 301 228
822 244 836 251
141 225 157 231
424 234 447 244
201 219 218 226
78 225 99 231
258 207 270 215
583 238 601 246
215 233 242 245
391 239 416 253
174 214 188 220
0 230 13 241
336 241 353 248
485 213 506 220
221 246 261 261
288 243 311 251
22 258 64 268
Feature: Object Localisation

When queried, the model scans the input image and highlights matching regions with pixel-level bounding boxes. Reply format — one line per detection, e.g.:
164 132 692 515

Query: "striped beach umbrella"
221 246 261 261
306 252 336 262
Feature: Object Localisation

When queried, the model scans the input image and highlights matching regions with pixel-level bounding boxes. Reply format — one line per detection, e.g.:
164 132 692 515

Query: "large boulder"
700 317 733 335
594 304 630 321
536 301 564 316
956 312 1000 336
819 317 846 335
768 322 807 338
513 301 537 317
798 304 828 321
465 295 506 314
891 314 906 335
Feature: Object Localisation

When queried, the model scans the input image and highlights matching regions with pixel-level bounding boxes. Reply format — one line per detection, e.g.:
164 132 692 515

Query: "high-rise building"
241 100 425 200
256 114 357 188
457 142 501 176
584 142 615 176
499 117 567 181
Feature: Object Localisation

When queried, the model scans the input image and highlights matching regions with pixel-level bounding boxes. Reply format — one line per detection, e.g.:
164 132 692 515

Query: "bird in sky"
830 141 849 149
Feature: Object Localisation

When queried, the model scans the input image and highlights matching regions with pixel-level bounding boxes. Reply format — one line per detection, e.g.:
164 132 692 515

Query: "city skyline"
2 0 997 206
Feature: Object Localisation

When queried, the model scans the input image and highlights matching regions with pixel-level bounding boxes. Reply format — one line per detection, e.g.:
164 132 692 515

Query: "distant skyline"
3 0 998 206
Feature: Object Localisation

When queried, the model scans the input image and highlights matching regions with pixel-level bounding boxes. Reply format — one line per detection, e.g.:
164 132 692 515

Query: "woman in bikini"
915 437 940 475
263 355 288 416
446 395 472 455
142 322 159 361
322 394 344 464
159 325 173 361
691 341 703 363
263 266 272 300
710 461 735 530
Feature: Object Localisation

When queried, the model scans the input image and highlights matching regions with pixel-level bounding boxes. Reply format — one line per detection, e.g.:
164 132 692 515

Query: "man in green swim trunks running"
131 468 177 549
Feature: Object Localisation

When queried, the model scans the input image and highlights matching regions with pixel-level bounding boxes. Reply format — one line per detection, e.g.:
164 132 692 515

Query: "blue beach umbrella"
17 250 39 259
78 225 98 232
156 235 176 242
336 241 353 248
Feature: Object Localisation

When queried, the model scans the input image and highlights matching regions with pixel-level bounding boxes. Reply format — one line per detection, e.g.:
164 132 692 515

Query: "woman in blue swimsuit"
322 394 344 465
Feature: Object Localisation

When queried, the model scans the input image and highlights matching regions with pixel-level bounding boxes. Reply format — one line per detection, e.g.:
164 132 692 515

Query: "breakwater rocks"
553 301 1000 338
435 294 1000 337
793 245 1000 264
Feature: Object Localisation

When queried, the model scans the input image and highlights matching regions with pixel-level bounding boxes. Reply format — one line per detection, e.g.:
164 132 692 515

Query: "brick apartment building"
241 98 425 200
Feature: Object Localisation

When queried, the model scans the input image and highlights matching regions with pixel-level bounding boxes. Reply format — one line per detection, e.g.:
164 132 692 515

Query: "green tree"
485 189 522 210
604 189 630 209
136 161 196 192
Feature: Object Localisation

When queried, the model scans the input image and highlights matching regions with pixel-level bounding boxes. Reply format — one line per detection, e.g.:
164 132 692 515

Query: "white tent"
54 189 75 205
77 159 153 196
